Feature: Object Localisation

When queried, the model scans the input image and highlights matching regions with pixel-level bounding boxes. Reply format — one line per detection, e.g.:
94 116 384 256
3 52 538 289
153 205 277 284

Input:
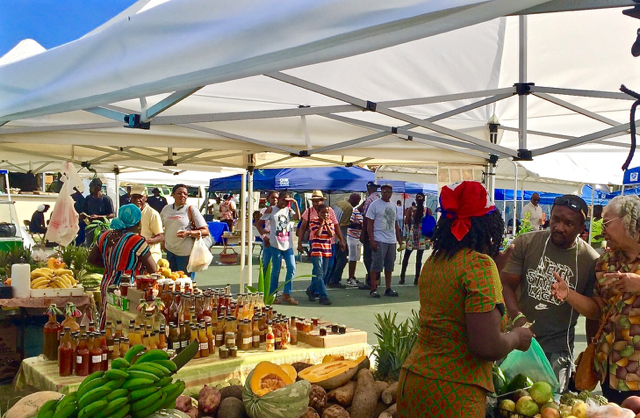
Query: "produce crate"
297 320 367 348
30 285 84 298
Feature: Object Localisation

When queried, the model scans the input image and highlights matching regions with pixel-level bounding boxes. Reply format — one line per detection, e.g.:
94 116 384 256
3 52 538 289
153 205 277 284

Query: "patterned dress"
399 249 506 418
593 250 640 391
96 230 150 329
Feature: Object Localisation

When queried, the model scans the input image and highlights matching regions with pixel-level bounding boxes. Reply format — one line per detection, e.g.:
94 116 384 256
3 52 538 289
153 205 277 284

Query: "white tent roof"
0 0 638 183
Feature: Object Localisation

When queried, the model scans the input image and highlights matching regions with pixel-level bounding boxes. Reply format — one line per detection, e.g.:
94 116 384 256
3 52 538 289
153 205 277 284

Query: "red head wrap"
439 181 496 241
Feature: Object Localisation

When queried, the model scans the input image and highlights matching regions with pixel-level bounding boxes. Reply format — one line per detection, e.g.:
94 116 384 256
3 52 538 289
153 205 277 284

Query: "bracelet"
511 313 527 326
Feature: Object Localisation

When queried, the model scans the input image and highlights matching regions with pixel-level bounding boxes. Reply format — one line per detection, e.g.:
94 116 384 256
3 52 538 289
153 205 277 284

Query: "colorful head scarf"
439 181 496 241
110 204 142 230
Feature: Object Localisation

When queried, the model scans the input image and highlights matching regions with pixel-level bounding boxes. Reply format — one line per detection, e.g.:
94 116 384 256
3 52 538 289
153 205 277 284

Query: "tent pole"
240 172 247 292
247 169 254 287
622 185 626 196
114 168 120 215
509 159 518 235
518 15 528 152
588 184 595 245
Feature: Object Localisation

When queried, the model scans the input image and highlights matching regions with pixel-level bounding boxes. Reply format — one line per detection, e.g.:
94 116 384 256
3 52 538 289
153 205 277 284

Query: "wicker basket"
219 247 238 264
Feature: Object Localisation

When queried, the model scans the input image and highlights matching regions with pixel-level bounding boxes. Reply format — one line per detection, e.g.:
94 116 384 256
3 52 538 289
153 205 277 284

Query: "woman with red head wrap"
398 181 533 418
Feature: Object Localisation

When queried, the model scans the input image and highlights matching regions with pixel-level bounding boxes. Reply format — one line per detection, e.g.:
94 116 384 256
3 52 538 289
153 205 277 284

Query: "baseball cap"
367 181 379 189
553 195 588 220
311 190 325 200
130 185 147 196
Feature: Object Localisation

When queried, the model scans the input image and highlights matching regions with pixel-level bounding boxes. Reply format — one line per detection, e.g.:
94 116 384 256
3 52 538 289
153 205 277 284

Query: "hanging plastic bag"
187 236 214 272
499 338 560 392
45 162 84 247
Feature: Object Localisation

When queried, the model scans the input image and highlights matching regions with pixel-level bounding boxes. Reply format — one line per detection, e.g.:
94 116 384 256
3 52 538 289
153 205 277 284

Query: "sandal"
280 294 299 305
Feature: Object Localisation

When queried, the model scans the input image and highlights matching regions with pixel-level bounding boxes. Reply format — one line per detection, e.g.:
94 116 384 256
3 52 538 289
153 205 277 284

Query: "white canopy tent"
2 0 640 288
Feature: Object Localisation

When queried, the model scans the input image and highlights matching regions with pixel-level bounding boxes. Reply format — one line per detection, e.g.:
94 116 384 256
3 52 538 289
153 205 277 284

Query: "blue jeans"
261 245 275 276
166 250 196 279
308 256 330 299
269 247 295 296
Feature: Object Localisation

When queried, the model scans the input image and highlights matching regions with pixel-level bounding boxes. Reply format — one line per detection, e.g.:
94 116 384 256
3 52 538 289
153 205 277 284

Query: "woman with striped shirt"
305 205 335 306
88 204 157 329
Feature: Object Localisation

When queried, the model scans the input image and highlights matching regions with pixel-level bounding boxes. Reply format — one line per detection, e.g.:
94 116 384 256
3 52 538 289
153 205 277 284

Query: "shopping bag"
574 343 598 391
45 162 84 246
499 338 560 392
187 236 214 272
421 214 436 237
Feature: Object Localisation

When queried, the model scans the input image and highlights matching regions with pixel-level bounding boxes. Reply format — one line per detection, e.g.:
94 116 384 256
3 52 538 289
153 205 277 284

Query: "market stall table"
0 295 93 361
15 342 371 394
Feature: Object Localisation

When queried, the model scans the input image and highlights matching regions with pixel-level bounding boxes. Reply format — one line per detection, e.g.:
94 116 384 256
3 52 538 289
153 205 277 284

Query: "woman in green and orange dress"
398 181 533 418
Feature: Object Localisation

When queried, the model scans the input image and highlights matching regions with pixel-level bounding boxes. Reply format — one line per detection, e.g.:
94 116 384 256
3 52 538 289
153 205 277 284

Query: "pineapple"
372 311 419 381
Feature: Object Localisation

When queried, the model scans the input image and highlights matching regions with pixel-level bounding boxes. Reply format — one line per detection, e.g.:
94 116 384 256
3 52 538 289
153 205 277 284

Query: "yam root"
176 395 194 412
309 384 328 411
217 397 248 418
379 403 397 418
381 382 398 405
198 384 221 415
322 404 350 418
350 369 378 418
300 406 321 418
373 401 388 418
327 381 357 406
375 381 389 397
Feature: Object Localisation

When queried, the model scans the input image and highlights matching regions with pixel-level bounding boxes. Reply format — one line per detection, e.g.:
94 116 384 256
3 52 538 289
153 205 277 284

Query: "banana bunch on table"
30 268 78 289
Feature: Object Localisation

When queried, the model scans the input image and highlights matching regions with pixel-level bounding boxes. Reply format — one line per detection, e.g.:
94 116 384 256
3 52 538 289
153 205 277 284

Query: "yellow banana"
64 274 78 285
30 277 49 288
54 269 74 277
50 280 62 289
56 275 72 287
53 278 69 289
34 281 52 289
31 268 53 279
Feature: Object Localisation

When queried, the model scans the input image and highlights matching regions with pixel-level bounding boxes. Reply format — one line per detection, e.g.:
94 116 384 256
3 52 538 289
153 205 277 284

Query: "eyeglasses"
553 196 587 219
602 217 620 231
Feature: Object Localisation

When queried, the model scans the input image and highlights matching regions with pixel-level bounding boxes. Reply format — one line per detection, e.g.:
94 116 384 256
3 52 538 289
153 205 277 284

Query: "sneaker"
327 282 347 289
319 297 332 306
370 290 380 298
384 288 399 297
358 282 371 290
346 278 359 287
305 289 316 302
399 277 406 285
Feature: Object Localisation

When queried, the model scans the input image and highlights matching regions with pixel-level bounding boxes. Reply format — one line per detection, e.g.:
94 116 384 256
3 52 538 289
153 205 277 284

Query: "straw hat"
311 190 325 200
130 185 147 196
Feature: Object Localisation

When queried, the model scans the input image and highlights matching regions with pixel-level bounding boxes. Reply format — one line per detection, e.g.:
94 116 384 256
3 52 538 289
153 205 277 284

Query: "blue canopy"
624 166 640 185
208 169 280 192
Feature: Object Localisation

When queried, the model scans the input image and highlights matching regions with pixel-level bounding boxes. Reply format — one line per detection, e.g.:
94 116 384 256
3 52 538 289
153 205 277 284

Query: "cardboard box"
297 321 367 348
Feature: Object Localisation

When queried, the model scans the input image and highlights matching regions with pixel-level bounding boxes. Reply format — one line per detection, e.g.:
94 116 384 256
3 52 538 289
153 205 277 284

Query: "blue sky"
0 0 138 57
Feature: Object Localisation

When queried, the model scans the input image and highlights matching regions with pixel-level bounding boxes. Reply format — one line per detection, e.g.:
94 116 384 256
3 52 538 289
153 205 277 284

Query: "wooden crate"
296 321 367 348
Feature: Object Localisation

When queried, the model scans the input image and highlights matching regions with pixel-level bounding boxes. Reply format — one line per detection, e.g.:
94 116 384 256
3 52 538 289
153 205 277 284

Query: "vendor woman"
398 181 533 418
89 204 157 329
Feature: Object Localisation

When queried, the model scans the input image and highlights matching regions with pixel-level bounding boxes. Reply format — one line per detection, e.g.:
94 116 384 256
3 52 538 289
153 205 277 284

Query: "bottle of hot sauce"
75 334 90 376
99 330 109 371
105 321 115 360
43 304 62 361
168 324 181 352
198 324 209 357
89 333 103 374
58 329 73 377
265 322 275 352
158 325 168 351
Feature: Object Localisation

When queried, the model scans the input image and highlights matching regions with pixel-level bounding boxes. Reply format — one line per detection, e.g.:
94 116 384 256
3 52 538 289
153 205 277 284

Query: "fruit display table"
104 302 137 324
0 295 91 309
15 342 370 395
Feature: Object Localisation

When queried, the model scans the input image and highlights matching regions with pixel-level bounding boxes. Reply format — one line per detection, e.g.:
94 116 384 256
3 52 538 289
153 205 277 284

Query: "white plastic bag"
587 401 635 418
187 236 214 272
45 162 84 246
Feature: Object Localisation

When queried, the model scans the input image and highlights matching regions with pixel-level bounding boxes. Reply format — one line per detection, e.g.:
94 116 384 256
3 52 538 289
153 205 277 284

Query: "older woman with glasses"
552 195 640 404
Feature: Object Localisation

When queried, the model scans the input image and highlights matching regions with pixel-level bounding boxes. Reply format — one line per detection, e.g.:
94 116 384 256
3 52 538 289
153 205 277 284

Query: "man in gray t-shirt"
502 195 599 392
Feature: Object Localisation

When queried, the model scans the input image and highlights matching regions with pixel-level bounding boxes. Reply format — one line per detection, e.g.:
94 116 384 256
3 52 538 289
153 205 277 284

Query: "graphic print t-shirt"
366 199 398 244
261 206 294 251
503 230 599 353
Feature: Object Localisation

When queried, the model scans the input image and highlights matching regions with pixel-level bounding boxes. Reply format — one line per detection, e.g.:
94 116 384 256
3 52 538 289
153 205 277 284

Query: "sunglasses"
553 196 587 219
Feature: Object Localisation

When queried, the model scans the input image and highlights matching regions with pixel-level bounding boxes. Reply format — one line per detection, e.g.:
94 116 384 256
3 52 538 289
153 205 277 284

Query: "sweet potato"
310 384 328 411
379 403 397 418
198 384 221 415
176 395 194 412
350 369 378 418
322 404 350 418
328 381 357 406
373 400 388 418
381 382 398 405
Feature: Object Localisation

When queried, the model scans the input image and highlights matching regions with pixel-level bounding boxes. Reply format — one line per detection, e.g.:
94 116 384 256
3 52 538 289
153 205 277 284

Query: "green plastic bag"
499 338 560 392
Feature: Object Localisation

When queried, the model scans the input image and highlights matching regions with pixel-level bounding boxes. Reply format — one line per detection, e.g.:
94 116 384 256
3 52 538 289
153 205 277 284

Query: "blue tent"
210 166 376 193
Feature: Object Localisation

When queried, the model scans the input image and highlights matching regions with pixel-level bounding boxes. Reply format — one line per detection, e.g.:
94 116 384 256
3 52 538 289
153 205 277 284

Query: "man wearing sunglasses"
501 194 599 392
